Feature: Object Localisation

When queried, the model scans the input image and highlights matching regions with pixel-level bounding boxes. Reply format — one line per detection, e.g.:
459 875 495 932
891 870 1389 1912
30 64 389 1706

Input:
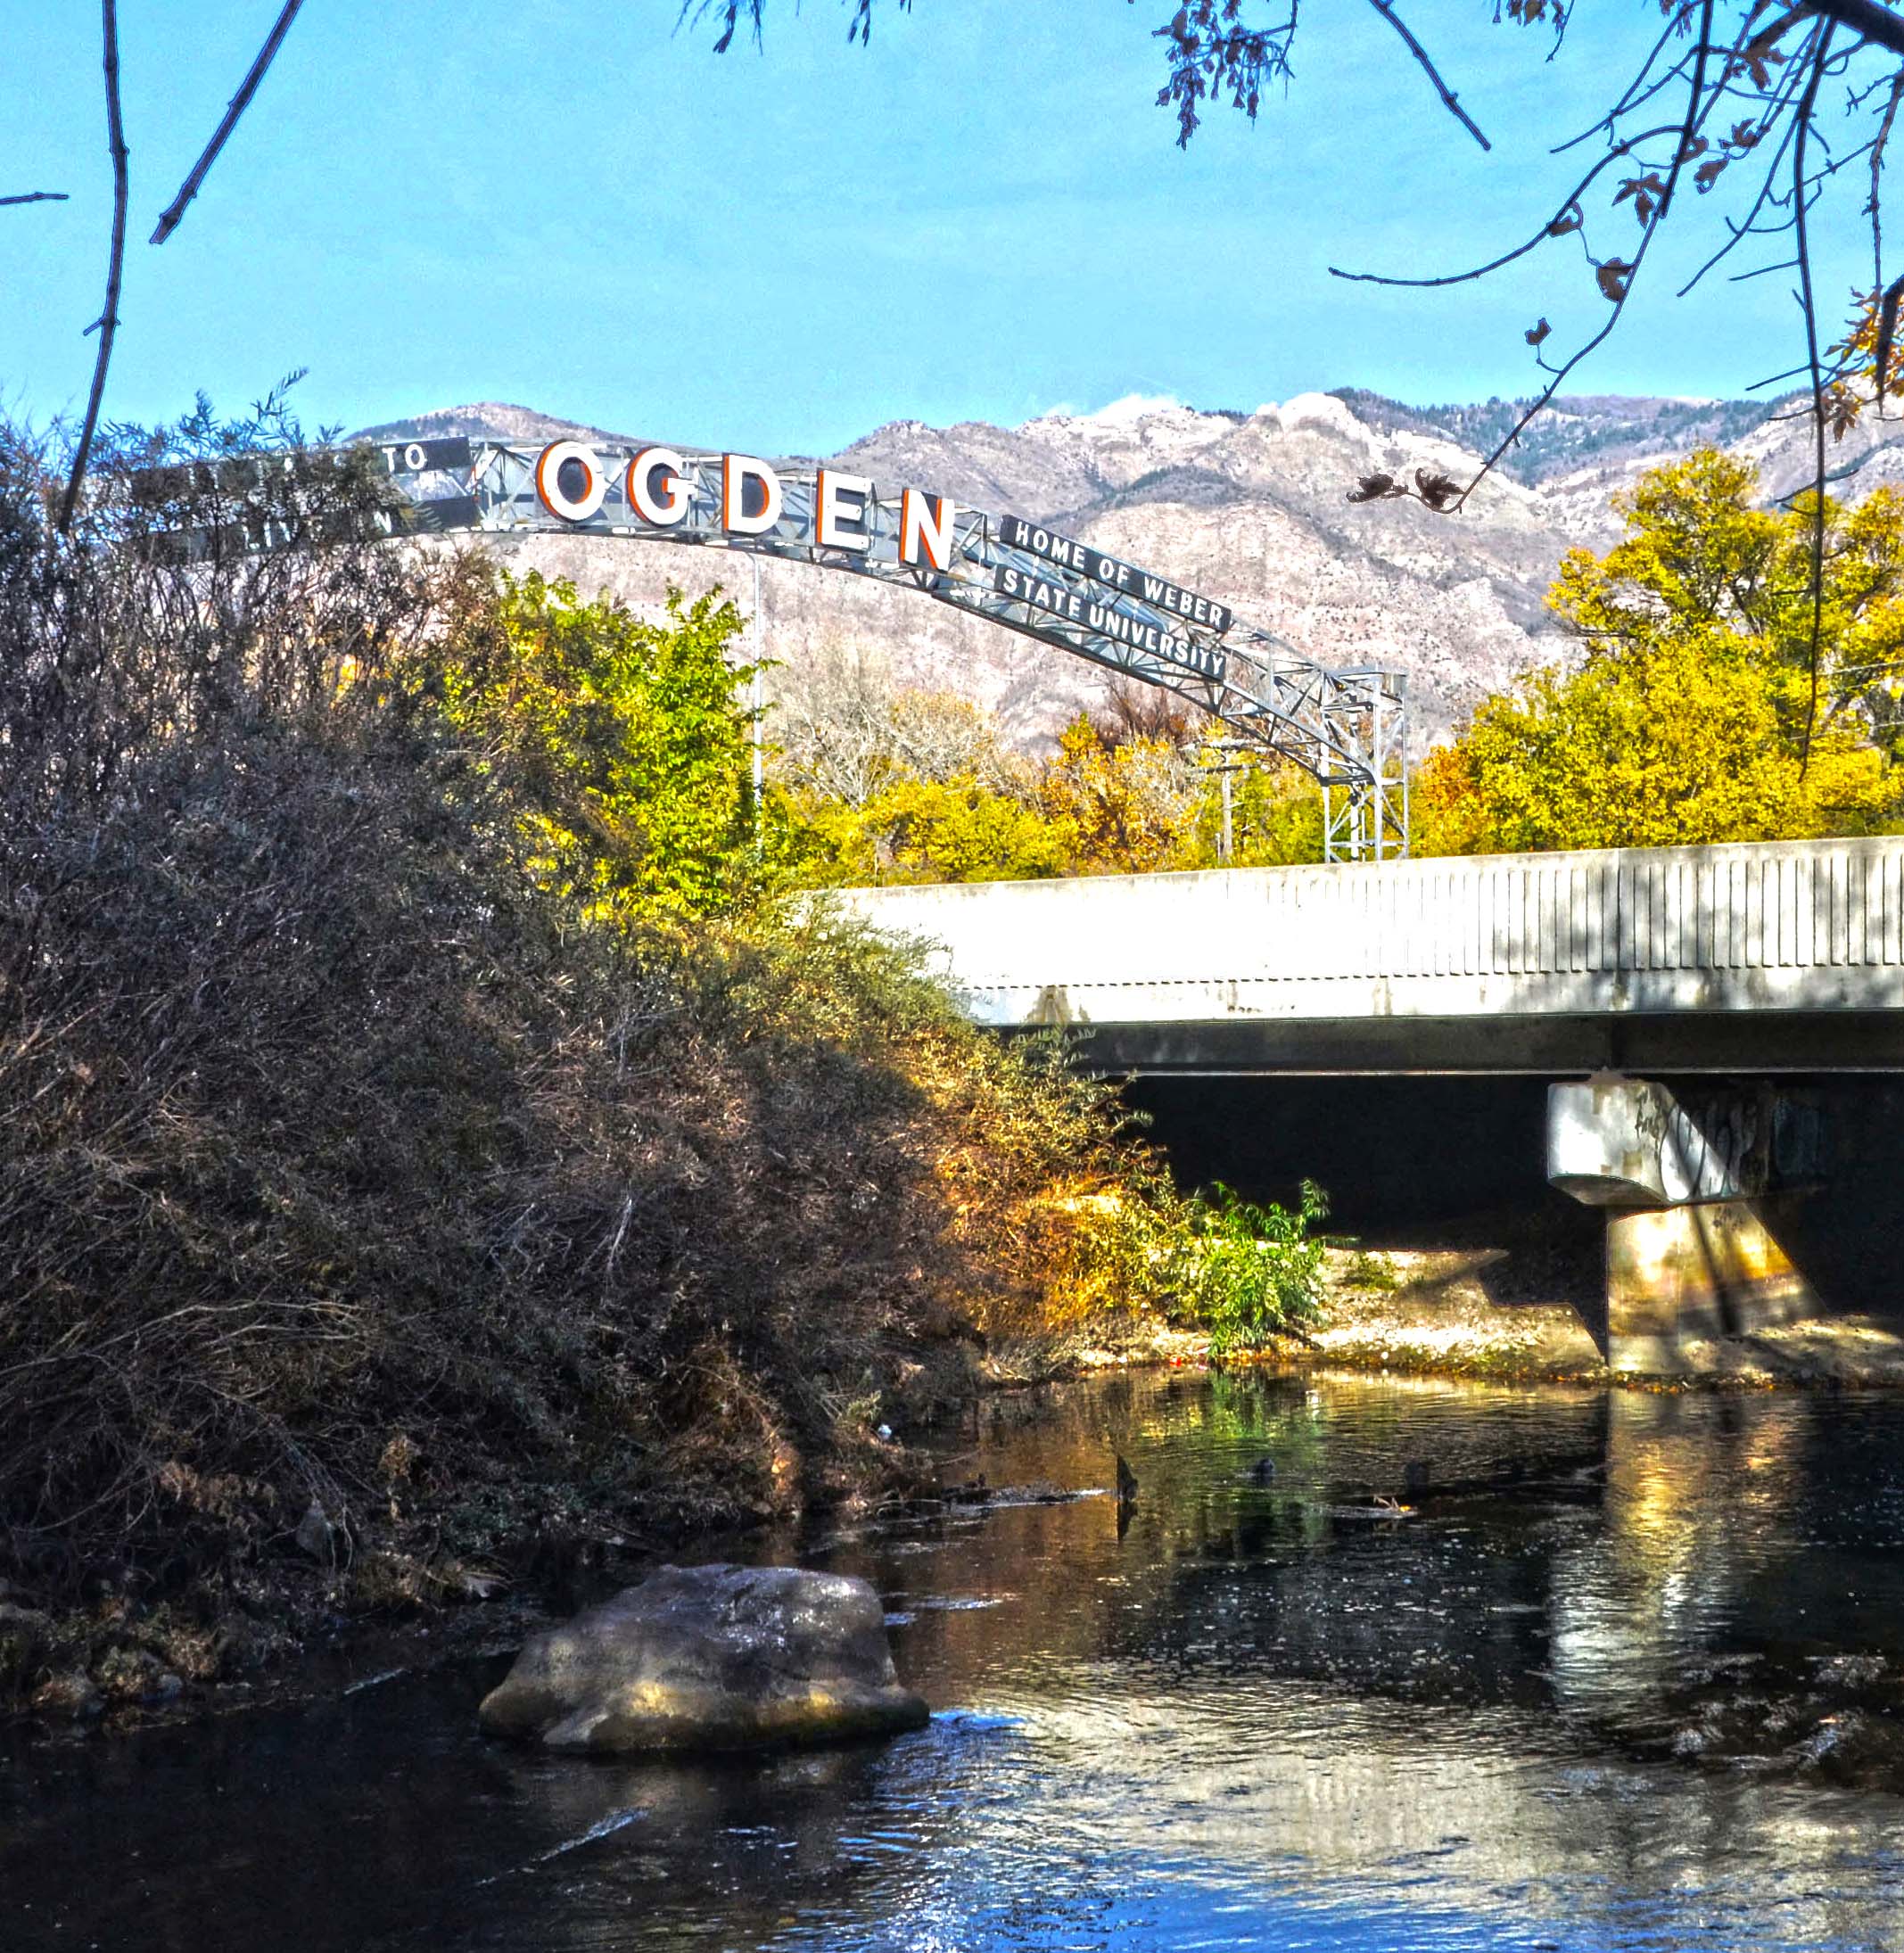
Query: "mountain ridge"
356 388 1904 746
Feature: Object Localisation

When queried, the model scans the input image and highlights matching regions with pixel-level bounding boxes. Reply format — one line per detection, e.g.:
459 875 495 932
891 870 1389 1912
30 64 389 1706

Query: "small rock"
294 1499 335 1563
479 1562 930 1756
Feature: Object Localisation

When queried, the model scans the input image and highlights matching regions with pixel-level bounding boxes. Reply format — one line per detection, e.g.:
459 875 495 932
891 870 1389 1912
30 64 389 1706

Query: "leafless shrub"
0 416 1153 1627
771 639 1017 804
1090 675 1212 754
0 392 433 827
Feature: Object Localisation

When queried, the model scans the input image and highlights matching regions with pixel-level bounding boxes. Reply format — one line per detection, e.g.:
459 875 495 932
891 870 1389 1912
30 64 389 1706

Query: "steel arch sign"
367 434 1409 860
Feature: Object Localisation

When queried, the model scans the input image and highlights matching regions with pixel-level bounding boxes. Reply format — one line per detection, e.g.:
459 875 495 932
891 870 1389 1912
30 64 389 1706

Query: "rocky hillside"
1331 391 1774 487
356 388 1904 746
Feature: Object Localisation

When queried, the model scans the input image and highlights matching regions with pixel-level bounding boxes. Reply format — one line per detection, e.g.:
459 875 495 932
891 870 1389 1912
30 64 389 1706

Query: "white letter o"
534 441 606 523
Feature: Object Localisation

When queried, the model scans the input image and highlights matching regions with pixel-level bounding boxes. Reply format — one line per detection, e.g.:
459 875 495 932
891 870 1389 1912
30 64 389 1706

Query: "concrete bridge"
844 836 1904 1075
845 837 1904 1373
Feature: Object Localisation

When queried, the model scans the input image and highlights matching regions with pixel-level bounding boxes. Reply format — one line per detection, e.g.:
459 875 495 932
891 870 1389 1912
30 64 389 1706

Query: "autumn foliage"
1416 449 1904 855
777 649 1322 884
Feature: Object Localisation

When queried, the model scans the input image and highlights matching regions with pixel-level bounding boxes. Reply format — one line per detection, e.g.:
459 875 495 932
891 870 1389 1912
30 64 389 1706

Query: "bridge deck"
843 838 1904 1075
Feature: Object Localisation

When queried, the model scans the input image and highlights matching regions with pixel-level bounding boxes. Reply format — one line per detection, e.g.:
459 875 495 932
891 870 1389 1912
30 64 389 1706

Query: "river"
7 1370 1904 1951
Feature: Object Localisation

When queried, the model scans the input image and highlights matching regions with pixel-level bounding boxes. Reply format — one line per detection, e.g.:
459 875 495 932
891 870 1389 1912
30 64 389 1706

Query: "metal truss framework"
370 437 1411 861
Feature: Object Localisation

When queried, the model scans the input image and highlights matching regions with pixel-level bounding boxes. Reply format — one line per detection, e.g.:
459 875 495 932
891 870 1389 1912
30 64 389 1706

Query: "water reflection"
6 1372 1904 1951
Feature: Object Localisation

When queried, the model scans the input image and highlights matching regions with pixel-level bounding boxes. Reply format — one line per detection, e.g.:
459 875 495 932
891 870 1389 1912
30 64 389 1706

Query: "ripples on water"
6 1372 1904 1951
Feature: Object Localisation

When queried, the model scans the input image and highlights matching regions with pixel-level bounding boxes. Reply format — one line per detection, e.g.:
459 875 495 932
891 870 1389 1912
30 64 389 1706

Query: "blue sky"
0 2 1857 453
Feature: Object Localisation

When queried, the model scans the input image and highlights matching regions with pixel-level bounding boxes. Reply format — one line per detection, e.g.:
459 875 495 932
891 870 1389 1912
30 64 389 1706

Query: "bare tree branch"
1793 21 1837 766
150 0 305 246
1351 1 1734 513
1329 126 1684 292
1675 59 1817 295
1655 0 1719 223
1805 0 1904 59
1553 11 1697 152
1365 0 1490 150
696 0 1904 499
1 192 70 208
59 1 128 536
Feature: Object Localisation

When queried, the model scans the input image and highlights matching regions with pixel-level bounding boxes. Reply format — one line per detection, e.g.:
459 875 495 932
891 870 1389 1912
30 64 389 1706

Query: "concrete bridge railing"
842 836 1904 1075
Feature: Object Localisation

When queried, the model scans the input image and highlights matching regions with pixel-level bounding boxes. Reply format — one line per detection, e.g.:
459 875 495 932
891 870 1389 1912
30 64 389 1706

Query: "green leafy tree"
430 570 777 919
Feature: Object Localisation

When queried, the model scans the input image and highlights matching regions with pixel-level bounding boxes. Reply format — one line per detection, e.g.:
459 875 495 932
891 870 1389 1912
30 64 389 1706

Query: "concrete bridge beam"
1546 1076 1826 1372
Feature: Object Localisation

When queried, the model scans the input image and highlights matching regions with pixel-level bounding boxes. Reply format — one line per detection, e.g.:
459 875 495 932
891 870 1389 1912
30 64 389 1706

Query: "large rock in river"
478 1563 930 1754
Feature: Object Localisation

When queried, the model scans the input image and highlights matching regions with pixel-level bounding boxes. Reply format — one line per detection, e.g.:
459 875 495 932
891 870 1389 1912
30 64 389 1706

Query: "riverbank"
979 1233 1904 1393
16 1259 1904 1730
1307 1240 1904 1389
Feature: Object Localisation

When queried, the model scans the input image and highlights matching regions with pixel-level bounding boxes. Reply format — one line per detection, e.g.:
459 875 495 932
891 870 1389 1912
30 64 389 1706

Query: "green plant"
1339 1248 1399 1292
426 569 785 919
1172 1182 1330 1356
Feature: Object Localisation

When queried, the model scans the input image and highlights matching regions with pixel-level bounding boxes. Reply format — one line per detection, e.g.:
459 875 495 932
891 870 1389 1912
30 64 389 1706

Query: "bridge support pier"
1547 1076 1825 1372
1601 1201 1818 1373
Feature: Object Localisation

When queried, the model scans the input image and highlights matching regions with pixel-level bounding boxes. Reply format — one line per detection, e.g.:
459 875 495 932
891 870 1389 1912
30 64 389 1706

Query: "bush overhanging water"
0 408 1316 1701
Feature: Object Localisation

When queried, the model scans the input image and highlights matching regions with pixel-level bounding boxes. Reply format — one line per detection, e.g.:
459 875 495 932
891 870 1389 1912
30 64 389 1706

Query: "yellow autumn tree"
1036 715 1200 874
799 772 1071 884
1417 450 1904 855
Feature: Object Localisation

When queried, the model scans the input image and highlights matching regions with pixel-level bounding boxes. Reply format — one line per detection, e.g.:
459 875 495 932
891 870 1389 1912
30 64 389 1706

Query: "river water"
8 1370 1904 1952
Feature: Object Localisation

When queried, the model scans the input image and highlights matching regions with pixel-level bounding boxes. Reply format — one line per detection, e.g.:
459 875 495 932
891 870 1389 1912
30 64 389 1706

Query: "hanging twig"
1365 0 1491 150
1793 22 1837 769
58 0 128 536
1653 0 1719 223
150 0 305 246
1330 126 1684 291
1675 61 1818 295
1 191 69 207
1868 74 1904 288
